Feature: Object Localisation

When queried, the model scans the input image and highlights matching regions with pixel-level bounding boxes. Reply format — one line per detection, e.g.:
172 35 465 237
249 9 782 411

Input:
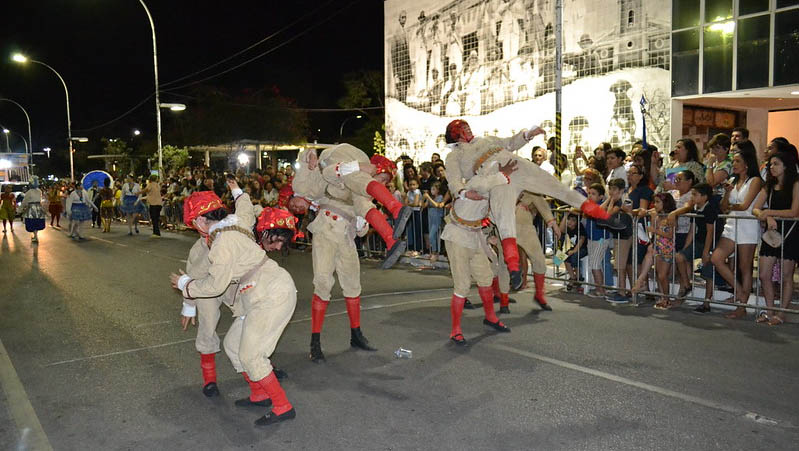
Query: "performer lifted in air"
171 190 298 427
301 144 412 269
444 119 622 290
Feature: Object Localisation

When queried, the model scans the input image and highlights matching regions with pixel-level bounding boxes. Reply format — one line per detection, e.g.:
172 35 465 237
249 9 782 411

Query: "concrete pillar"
745 108 768 160
204 149 210 167
670 98 684 156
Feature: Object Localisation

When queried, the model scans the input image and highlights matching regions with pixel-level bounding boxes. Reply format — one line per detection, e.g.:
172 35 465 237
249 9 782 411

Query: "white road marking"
0 338 53 450
491 343 794 430
44 292 454 367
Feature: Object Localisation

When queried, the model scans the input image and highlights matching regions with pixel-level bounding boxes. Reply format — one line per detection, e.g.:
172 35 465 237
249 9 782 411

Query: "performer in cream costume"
171 188 299 427
444 119 619 291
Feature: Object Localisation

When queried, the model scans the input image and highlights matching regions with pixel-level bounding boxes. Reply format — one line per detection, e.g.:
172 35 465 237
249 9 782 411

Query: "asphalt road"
1 221 798 450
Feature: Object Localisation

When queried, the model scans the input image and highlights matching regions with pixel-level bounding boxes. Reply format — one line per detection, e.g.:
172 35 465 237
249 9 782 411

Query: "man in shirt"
605 148 627 188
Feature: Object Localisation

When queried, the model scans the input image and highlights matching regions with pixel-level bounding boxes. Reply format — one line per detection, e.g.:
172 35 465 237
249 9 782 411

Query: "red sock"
345 297 361 328
242 372 269 402
501 238 520 272
311 295 329 334
366 180 403 218
365 208 397 248
450 295 466 338
534 273 548 305
500 293 510 307
491 277 500 298
200 353 216 385
256 372 292 415
479 286 499 323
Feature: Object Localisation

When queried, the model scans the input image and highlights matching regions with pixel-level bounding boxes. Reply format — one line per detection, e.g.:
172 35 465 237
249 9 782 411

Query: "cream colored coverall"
182 217 296 381
441 197 495 298
445 132 585 241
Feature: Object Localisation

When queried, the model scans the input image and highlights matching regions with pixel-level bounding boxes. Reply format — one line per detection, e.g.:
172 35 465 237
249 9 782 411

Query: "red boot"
479 286 510 332
580 199 610 220
366 181 412 238
200 353 219 397
364 209 407 270
450 295 466 345
235 372 271 407
254 372 296 426
346 297 376 351
533 273 553 311
502 238 523 291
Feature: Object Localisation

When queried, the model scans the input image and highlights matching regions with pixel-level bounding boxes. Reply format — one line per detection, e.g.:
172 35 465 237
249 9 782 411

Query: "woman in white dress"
20 177 46 242
120 174 142 235
710 144 763 318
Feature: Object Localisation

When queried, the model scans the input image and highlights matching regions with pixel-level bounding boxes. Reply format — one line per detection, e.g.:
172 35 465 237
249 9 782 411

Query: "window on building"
628 10 635 27
673 0 700 29
737 15 770 89
774 8 799 86
703 23 734 93
739 0 769 15
672 29 700 96
705 0 733 22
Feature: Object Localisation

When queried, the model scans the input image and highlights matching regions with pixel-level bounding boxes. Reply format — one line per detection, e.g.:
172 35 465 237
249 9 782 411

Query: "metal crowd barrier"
540 205 799 316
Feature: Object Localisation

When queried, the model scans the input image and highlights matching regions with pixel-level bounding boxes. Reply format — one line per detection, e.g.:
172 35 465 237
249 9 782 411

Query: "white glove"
181 302 197 317
231 188 243 199
177 274 192 291
524 125 546 141
336 161 360 177
355 216 367 233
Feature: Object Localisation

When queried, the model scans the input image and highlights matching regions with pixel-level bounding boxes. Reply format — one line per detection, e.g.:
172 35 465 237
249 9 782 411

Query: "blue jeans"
604 248 614 286
428 215 442 253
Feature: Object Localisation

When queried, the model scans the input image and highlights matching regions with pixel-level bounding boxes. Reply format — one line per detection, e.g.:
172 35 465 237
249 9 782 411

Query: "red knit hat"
183 191 225 228
256 207 303 242
370 154 397 175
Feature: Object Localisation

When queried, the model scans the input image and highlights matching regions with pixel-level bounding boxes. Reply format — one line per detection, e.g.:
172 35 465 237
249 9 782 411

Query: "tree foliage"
154 145 190 173
337 71 385 156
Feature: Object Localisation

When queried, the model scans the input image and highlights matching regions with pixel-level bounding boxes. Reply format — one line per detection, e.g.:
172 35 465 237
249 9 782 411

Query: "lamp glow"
237 153 249 166
2 129 9 134
133 129 141 136
11 53 27 63
160 103 186 111
708 20 735 35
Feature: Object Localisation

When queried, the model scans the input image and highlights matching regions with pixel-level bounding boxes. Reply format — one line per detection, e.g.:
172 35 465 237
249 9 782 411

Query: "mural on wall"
384 0 671 166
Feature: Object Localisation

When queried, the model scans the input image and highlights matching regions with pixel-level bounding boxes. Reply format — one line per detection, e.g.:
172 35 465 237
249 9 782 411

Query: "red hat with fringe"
183 191 224 228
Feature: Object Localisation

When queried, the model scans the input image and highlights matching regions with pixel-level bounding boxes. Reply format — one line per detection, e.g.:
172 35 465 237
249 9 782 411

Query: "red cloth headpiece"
183 191 224 228
277 184 294 209
256 207 302 242
445 119 474 144
370 154 397 175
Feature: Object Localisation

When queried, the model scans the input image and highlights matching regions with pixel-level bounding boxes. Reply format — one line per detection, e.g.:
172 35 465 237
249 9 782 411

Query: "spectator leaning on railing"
752 148 799 326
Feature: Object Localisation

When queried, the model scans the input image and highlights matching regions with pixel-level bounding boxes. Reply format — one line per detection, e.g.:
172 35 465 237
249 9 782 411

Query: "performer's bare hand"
464 190 485 200
548 219 561 241
498 160 518 177
359 163 377 176
181 315 196 331
169 269 186 289
226 178 240 192
307 151 319 170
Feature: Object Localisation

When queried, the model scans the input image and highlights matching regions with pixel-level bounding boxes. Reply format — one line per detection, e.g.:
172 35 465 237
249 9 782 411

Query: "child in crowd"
584 184 612 297
603 178 631 298
559 213 587 292
423 181 446 264
405 177 423 254
632 193 676 308
668 183 721 313
670 170 697 297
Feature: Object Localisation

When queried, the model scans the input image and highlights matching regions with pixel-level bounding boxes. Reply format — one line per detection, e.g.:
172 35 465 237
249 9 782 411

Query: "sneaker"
606 294 630 304
693 304 711 314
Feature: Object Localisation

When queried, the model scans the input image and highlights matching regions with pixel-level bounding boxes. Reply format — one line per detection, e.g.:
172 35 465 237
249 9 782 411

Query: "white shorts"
587 238 612 270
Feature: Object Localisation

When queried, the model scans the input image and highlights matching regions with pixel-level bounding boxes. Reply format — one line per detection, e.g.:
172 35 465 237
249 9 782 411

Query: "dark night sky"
0 0 384 162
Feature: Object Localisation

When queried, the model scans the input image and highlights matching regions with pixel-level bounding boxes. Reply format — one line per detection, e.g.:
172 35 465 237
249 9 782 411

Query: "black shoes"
235 397 272 408
510 270 523 291
463 298 476 309
498 306 510 314
350 327 377 351
483 318 511 332
450 333 467 346
309 333 325 363
393 206 413 240
254 408 296 426
202 382 219 397
381 240 407 270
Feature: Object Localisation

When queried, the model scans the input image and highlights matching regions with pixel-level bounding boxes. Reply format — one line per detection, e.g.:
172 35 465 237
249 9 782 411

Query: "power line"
73 94 153 132
159 0 336 88
161 0 363 92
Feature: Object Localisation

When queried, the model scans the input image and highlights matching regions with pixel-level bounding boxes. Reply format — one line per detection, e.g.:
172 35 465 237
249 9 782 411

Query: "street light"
71 137 89 143
160 103 186 112
133 129 141 136
0 98 33 168
339 114 364 138
137 0 164 181
11 52 74 181
2 128 9 152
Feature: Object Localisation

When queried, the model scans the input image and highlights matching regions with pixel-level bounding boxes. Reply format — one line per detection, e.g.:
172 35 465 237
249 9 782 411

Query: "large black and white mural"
384 0 671 164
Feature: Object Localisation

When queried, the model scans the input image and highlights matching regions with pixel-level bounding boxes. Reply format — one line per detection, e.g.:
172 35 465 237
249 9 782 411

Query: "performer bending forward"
444 119 621 290
171 191 298 426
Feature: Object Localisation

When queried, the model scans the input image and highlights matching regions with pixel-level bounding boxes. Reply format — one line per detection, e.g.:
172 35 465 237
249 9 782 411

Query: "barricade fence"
542 205 799 316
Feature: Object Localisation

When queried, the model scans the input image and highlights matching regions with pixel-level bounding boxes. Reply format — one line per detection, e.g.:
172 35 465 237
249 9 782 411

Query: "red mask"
445 119 474 143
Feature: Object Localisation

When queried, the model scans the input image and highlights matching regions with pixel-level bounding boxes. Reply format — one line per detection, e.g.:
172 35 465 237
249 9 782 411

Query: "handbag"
761 192 796 248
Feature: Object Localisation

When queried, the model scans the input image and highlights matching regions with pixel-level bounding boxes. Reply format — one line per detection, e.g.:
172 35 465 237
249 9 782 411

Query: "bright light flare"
237 153 249 166
11 53 28 63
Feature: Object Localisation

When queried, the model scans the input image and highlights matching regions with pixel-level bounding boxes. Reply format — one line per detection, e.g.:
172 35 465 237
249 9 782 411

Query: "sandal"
768 315 785 326
654 300 669 310
755 312 770 324
724 308 747 320
450 333 467 346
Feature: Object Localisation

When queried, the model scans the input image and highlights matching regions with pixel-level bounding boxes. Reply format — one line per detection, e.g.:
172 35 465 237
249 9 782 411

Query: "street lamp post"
12 53 74 181
138 0 163 182
0 98 32 169
339 115 364 138
2 128 9 152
